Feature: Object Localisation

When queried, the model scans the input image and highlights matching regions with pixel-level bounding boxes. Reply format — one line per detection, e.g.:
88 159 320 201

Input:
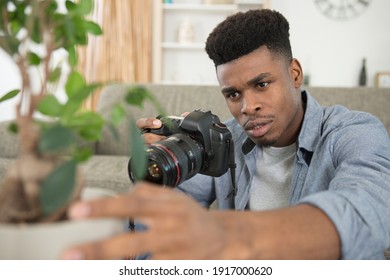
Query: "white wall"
0 0 68 122
0 48 68 122
270 0 390 88
0 48 21 122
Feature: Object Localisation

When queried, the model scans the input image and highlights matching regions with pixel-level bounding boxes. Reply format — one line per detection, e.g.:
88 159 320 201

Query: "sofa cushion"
0 121 19 158
95 84 230 156
0 158 14 182
80 155 132 194
307 86 390 135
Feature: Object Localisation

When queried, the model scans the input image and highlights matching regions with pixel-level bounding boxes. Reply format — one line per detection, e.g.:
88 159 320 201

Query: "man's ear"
290 58 303 88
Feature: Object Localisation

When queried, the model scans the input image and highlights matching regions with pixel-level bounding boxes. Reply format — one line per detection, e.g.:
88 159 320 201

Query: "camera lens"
129 134 204 187
147 163 162 179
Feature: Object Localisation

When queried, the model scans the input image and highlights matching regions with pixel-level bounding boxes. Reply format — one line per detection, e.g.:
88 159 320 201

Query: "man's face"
216 46 304 147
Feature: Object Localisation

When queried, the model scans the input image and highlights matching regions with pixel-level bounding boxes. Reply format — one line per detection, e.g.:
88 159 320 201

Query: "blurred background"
1 0 389 121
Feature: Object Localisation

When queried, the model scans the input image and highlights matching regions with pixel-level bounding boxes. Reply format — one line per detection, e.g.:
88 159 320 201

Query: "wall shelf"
152 0 269 85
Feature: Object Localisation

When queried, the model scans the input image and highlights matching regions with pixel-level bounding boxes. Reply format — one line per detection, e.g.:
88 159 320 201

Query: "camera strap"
225 139 237 209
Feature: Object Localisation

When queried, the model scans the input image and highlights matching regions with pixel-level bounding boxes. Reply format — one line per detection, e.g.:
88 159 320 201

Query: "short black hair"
205 9 292 66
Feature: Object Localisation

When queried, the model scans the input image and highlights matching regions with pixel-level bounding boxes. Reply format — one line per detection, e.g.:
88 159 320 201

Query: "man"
62 9 390 260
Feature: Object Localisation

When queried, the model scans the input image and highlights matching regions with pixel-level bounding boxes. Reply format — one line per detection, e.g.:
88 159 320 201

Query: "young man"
62 10 390 260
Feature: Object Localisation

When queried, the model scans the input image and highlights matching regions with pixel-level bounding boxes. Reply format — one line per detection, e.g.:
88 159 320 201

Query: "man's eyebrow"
221 87 236 95
247 72 271 87
221 72 271 95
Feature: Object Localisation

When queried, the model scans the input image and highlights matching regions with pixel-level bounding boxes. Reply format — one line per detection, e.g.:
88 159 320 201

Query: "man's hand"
61 182 340 260
136 112 190 145
136 118 166 144
61 183 237 260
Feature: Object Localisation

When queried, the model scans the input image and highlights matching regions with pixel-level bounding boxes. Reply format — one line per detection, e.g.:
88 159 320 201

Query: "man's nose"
241 92 262 115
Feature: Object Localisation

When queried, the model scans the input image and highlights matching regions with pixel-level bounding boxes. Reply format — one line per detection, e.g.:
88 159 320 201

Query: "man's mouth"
244 120 273 138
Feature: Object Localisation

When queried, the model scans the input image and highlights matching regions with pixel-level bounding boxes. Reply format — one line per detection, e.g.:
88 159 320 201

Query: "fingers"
61 231 157 260
67 183 189 220
63 182 225 260
142 133 166 144
136 117 166 144
61 228 198 260
136 117 162 130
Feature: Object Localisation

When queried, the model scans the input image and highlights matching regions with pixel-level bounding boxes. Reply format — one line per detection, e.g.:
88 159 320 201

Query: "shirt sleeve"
299 113 390 259
177 173 216 208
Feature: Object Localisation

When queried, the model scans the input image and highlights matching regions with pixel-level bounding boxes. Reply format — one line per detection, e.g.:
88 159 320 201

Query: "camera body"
128 109 234 187
151 109 232 177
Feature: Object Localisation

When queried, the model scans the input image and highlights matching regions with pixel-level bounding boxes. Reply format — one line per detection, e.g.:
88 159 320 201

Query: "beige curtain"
78 0 153 110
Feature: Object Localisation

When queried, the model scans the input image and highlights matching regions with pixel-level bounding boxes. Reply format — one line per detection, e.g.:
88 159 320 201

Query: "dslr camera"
128 109 235 187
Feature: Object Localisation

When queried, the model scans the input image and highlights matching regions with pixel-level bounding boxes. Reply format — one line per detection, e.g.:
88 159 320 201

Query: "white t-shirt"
249 143 297 211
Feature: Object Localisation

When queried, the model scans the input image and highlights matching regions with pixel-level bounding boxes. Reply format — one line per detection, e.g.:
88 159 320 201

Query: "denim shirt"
178 90 390 259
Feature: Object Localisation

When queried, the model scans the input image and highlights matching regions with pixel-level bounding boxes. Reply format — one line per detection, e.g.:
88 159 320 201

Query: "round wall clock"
314 0 372 21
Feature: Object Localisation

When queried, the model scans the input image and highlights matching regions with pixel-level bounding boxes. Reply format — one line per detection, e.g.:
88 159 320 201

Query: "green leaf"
65 70 85 98
7 122 18 134
72 83 101 102
27 52 41 66
110 104 126 126
61 99 82 120
39 124 75 153
37 95 63 117
48 67 62 83
31 18 42 44
77 113 104 141
53 14 66 48
65 0 77 12
14 2 27 23
67 46 77 67
46 0 58 16
125 86 167 116
10 20 22 36
84 20 102 35
0 89 20 103
73 16 88 45
107 123 120 141
40 159 77 216
66 111 104 141
129 121 147 180
0 35 19 55
78 124 102 141
77 0 94 15
63 15 76 46
125 86 151 108
73 147 93 163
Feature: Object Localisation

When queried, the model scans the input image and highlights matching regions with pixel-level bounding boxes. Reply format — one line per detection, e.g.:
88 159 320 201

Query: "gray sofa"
90 84 390 197
1 84 390 196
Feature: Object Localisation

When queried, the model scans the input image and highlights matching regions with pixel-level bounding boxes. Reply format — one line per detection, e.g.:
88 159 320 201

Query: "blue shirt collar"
297 90 323 153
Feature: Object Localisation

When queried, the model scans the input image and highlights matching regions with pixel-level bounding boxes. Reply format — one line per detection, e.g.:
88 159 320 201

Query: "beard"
247 129 281 147
252 136 278 147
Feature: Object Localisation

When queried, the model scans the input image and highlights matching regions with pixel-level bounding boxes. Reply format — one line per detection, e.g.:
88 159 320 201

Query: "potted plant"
0 0 157 259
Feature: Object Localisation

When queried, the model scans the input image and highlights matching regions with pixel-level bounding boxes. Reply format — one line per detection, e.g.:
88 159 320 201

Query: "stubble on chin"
247 133 277 147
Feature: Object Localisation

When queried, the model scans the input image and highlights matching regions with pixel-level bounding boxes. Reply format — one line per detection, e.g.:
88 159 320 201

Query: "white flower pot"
0 188 126 260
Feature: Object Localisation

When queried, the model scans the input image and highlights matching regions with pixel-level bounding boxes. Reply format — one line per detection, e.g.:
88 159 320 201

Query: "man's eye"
226 92 239 99
256 82 269 89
